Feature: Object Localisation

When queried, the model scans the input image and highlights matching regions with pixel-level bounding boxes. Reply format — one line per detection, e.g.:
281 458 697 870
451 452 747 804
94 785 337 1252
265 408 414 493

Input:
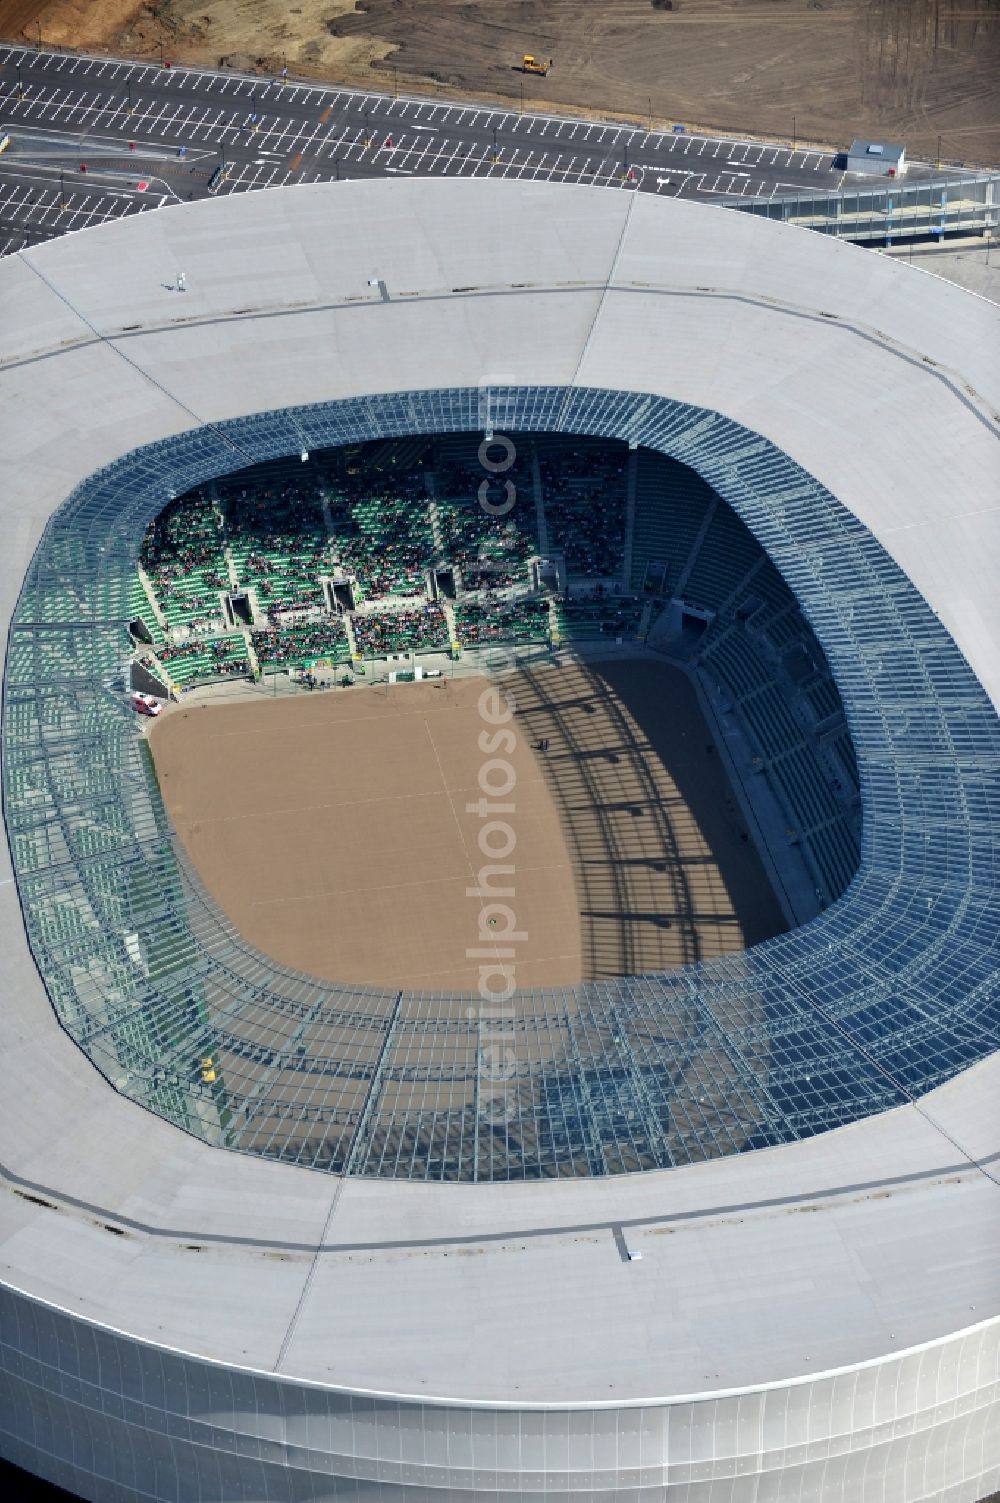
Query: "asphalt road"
0 43 970 258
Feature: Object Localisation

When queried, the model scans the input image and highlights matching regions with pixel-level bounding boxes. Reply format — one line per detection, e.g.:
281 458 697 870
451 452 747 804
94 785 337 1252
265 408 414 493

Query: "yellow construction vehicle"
521 54 552 77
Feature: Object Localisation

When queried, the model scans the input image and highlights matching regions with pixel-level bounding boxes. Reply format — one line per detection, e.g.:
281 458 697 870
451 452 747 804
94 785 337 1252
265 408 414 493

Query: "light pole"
16 59 23 100
648 96 652 133
520 81 524 115
792 114 796 151
492 124 498 162
127 80 134 116
392 64 398 100
936 133 942 168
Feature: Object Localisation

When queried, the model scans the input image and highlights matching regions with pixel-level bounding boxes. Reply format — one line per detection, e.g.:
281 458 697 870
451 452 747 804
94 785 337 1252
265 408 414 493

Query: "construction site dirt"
4 0 998 166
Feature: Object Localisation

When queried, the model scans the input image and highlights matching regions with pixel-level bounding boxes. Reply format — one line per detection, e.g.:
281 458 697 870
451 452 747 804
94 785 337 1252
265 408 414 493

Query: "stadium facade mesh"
4 386 998 1181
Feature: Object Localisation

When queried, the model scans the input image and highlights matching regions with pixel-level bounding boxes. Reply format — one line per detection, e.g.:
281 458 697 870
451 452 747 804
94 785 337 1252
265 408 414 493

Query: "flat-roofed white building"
846 138 907 176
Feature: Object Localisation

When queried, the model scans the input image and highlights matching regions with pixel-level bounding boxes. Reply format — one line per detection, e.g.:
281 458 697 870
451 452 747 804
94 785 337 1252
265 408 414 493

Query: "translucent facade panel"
2 386 998 1186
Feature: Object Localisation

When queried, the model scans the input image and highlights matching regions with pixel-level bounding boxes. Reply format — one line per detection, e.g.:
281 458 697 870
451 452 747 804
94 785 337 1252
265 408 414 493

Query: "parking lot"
0 43 963 256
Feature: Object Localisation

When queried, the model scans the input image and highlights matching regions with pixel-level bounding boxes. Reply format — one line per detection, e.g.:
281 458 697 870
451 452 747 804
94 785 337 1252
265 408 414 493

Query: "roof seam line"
270 990 404 1374
555 188 642 428
15 252 262 472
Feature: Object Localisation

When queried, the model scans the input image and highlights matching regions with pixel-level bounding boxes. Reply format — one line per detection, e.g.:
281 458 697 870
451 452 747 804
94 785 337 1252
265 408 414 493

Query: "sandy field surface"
3 0 998 164
149 659 785 992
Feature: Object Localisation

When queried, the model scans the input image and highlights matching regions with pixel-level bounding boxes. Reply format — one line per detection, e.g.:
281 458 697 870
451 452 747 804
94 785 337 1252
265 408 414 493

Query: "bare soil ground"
3 0 998 164
148 659 785 992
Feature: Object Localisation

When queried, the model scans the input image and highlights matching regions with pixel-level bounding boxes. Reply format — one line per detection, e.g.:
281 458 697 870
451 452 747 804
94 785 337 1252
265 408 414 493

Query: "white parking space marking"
160 103 187 134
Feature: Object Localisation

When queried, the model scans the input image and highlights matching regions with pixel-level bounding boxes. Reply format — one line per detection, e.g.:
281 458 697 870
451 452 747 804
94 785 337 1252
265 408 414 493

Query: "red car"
132 692 162 717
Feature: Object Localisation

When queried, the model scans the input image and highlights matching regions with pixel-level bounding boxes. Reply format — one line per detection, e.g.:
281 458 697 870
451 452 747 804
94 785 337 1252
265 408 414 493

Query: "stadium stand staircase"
426 488 445 555
674 496 719 598
629 450 716 598
531 450 550 555
343 613 359 662
216 495 241 590
319 491 338 541
135 568 168 636
622 449 638 586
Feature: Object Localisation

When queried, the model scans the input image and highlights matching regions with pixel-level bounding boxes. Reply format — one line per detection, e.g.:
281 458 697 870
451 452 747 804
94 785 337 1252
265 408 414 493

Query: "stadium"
0 177 997 1501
